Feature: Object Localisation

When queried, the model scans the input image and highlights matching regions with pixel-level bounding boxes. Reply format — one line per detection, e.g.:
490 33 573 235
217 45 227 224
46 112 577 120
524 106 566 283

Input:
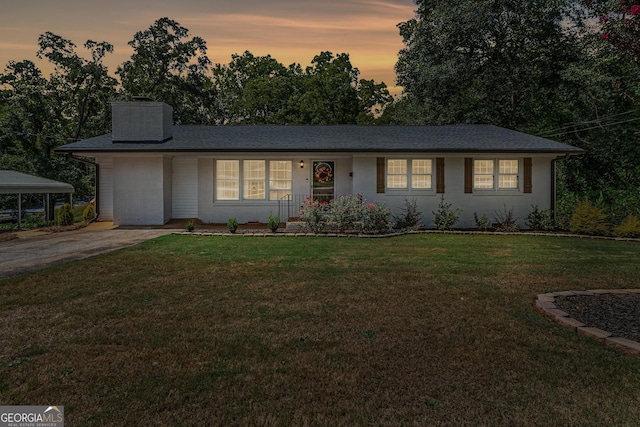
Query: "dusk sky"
1 0 416 94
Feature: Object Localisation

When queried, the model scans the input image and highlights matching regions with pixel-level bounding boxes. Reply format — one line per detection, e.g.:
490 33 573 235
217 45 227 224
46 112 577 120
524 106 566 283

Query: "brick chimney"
111 99 173 143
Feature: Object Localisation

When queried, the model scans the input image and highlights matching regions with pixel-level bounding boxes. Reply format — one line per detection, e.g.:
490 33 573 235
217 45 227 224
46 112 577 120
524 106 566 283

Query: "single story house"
55 101 584 228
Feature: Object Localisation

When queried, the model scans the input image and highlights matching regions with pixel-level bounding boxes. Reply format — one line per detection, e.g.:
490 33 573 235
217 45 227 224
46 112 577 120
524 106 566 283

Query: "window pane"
216 160 239 200
412 175 432 189
387 159 407 175
412 159 432 175
499 176 518 189
269 161 292 201
474 176 494 189
244 160 266 199
387 176 407 189
411 159 432 189
499 160 518 174
474 160 494 174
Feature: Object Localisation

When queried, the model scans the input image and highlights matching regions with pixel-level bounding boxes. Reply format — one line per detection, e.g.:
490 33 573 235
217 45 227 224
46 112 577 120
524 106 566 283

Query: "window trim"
385 158 434 191
472 158 522 192
215 159 293 202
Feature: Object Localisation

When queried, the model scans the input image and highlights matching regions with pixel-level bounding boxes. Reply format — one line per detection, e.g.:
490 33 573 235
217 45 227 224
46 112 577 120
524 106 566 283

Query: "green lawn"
1 234 639 425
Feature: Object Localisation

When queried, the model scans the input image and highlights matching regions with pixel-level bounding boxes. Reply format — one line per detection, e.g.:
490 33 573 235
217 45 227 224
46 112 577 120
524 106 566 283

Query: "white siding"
172 157 198 218
98 160 113 221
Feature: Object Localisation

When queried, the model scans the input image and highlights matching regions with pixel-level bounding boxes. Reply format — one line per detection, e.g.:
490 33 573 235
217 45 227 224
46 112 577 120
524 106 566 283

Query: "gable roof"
55 124 584 154
0 170 74 194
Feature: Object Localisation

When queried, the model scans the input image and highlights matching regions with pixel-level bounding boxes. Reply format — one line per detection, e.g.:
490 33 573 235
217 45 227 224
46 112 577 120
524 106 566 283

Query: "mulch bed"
554 293 640 343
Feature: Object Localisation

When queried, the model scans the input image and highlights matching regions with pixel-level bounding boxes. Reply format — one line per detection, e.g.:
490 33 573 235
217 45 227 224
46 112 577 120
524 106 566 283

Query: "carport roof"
0 170 74 194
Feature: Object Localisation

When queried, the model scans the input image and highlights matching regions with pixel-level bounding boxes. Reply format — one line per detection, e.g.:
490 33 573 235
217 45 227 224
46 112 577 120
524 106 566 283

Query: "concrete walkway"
0 222 175 279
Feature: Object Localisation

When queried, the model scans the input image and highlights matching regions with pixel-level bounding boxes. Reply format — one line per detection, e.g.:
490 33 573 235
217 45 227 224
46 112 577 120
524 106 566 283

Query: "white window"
387 159 432 190
216 160 239 200
216 160 293 201
498 160 519 189
411 159 432 189
269 161 292 201
243 160 266 200
474 159 519 190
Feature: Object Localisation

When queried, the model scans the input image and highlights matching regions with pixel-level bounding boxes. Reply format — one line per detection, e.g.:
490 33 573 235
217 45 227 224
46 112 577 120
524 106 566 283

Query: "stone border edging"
172 229 640 242
535 290 640 356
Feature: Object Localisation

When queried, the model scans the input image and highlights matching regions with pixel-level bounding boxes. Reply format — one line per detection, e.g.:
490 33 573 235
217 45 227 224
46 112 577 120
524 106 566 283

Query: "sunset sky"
0 0 416 94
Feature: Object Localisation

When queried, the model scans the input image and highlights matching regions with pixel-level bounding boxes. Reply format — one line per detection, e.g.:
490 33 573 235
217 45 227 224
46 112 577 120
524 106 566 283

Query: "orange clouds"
0 0 415 94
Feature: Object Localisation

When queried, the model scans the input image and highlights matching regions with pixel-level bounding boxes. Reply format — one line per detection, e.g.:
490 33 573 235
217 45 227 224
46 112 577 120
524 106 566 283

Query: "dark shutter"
523 157 532 193
436 158 445 193
464 158 473 193
376 157 385 193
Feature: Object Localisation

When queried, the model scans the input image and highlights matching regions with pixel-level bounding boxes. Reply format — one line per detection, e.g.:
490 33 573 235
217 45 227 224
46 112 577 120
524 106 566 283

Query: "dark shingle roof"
0 170 74 194
56 124 584 154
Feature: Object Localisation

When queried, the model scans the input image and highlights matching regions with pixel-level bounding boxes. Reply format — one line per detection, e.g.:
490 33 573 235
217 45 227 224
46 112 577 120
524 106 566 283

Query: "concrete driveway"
0 222 175 279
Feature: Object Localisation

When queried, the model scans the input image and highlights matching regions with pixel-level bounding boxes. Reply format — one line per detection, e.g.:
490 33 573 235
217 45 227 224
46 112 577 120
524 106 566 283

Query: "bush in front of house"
301 195 392 234
359 201 392 234
432 195 462 230
300 197 330 233
493 205 520 232
474 212 490 231
613 214 640 238
267 213 280 233
569 200 609 236
328 194 363 233
227 217 238 234
526 205 554 231
393 198 423 231
83 204 96 222
56 203 74 226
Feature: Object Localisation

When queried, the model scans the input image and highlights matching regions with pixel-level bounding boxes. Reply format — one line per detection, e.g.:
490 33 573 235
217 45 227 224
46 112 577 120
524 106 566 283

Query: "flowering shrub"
300 197 330 233
300 194 392 234
359 202 392 234
329 194 363 232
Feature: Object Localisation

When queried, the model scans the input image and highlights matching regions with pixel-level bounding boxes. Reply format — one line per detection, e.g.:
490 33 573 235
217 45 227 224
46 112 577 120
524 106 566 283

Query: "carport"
0 170 74 229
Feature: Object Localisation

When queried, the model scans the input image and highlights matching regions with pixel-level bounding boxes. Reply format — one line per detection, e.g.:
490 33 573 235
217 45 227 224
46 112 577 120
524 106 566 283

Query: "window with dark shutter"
464 158 473 193
436 158 445 193
523 157 532 193
376 157 385 193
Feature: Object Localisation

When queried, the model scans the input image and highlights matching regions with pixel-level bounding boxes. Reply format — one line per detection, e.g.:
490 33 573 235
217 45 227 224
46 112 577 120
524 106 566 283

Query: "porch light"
300 160 304 168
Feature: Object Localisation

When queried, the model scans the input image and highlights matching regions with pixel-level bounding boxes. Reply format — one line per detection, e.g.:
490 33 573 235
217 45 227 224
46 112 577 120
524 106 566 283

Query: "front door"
312 161 335 202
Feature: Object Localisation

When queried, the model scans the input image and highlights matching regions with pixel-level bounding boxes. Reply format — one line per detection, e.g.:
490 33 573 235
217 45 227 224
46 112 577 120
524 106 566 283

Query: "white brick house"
56 101 584 227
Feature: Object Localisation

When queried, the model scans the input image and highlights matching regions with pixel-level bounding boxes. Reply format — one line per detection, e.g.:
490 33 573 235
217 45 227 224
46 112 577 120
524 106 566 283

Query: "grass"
1 234 639 425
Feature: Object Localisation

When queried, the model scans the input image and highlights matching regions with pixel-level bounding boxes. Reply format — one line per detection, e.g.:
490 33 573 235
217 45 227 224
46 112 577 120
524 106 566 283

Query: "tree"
36 32 117 141
0 32 117 204
116 17 217 124
212 51 295 124
394 0 584 128
280 52 391 124
581 0 640 65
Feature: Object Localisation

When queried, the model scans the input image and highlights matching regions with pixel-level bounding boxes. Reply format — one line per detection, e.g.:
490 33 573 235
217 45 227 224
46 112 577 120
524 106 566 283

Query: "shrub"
493 205 519 232
301 195 392 234
83 204 96 222
432 195 462 230
526 205 554 231
613 214 640 238
56 204 74 226
186 220 195 232
24 212 45 229
300 197 329 233
556 192 581 231
569 200 609 235
227 217 238 234
360 202 392 234
328 194 362 232
393 198 423 230
267 213 280 233
474 212 490 231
